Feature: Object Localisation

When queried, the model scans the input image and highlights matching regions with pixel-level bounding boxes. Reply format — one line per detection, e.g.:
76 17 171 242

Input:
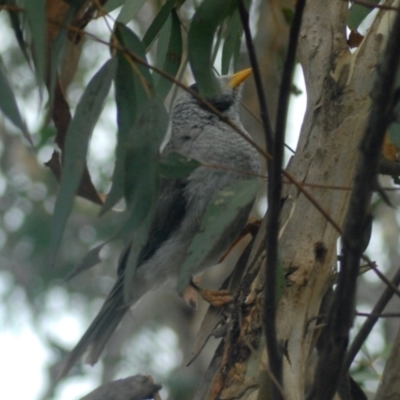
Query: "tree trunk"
194 2 396 399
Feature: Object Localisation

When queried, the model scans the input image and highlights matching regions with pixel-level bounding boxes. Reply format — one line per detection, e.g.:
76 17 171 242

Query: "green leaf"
221 10 242 75
102 24 154 214
122 210 155 302
101 53 138 214
347 0 380 31
6 0 31 65
48 7 76 108
389 123 400 149
104 0 126 12
50 58 116 265
142 0 177 51
121 100 169 302
25 0 46 86
116 0 147 24
178 178 261 293
282 7 294 25
154 9 183 100
159 152 201 179
123 99 168 223
188 0 238 97
65 242 105 281
114 23 153 93
0 62 31 144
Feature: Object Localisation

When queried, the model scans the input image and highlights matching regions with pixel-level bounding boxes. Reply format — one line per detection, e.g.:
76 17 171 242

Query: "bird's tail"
59 276 133 380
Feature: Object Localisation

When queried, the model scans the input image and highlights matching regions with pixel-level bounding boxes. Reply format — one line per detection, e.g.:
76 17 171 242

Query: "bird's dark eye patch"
189 83 199 93
180 135 191 141
189 83 234 112
208 94 234 112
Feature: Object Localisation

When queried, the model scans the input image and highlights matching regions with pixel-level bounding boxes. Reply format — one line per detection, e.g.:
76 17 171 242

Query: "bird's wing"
60 178 188 378
117 177 188 275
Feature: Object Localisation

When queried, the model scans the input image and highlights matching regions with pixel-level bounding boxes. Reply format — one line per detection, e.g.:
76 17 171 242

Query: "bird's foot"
190 280 233 308
199 288 234 307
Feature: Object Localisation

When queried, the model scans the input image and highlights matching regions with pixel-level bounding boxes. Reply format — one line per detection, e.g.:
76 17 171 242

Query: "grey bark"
194 1 399 399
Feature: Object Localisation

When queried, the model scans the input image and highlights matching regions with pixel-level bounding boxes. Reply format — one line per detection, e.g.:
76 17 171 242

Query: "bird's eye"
189 83 198 93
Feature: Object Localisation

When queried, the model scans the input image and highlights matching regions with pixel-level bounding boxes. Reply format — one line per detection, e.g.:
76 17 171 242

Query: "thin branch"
308 7 400 400
356 312 400 318
344 268 400 371
238 0 274 169
348 0 399 12
257 0 306 398
370 264 400 298
378 157 400 175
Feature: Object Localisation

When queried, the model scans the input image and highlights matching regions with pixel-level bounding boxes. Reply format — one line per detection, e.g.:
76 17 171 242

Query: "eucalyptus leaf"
103 25 154 214
347 0 379 31
159 152 201 179
116 0 147 24
121 100 169 302
0 62 31 144
114 23 153 95
188 0 238 97
142 0 177 51
48 8 76 108
25 0 46 86
178 178 261 293
101 53 138 214
6 0 30 65
104 0 126 12
65 242 106 281
154 9 183 100
221 10 242 75
50 58 116 265
123 99 168 222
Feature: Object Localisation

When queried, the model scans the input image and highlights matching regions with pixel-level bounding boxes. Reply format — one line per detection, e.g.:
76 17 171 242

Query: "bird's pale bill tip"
228 68 253 88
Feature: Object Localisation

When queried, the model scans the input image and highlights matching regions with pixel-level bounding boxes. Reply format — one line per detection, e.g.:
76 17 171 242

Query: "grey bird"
60 68 260 377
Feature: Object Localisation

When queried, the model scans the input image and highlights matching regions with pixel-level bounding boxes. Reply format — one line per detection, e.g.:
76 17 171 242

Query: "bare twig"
242 0 306 398
344 268 400 371
348 0 399 12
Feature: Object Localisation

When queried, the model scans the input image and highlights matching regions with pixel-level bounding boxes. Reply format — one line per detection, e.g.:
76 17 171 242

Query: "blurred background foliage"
0 1 399 399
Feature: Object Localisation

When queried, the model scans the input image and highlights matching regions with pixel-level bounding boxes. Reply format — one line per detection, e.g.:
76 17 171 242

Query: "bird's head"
174 68 253 122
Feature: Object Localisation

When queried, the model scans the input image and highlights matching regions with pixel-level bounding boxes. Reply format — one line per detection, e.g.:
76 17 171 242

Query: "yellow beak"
228 68 253 88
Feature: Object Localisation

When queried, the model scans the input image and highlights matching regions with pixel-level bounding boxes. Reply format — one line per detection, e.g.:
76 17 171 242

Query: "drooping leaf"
6 0 31 65
154 9 183 100
101 53 138 214
104 0 126 12
116 0 147 24
50 58 116 265
221 10 242 74
122 100 169 301
48 7 76 108
347 0 380 31
102 24 154 214
122 211 155 302
142 0 177 51
0 62 31 144
211 24 223 65
178 178 261 293
159 152 201 179
25 0 46 86
188 0 238 97
123 99 168 223
65 242 106 281
114 23 153 95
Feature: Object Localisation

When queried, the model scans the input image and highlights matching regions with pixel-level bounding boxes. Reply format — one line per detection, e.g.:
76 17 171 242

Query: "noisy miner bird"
61 68 261 376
